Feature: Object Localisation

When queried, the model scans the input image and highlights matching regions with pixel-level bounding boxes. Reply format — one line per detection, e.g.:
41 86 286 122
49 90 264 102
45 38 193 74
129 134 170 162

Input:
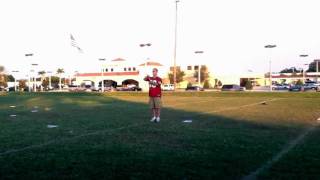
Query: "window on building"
128 67 131 71
124 68 127 71
105 68 108 72
187 66 192 70
133 67 136 71
111 68 114 72
194 66 199 70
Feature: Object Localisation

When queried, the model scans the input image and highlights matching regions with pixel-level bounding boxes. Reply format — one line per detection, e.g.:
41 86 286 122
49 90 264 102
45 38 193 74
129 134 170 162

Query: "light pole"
99 58 106 92
299 54 309 84
31 63 38 92
264 45 276 91
12 70 19 91
173 0 180 90
25 53 33 92
195 51 204 87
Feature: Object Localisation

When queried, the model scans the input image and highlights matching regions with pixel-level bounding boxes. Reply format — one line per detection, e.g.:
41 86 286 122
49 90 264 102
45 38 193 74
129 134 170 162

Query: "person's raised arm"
144 75 150 81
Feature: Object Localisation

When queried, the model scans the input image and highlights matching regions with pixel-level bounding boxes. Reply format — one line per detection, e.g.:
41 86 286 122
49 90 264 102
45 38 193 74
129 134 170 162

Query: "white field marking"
47 125 58 128
0 123 146 157
183 120 192 123
242 122 320 180
201 98 282 115
164 97 238 107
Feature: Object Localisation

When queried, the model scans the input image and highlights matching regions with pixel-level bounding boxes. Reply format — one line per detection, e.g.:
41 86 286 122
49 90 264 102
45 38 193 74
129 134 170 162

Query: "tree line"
0 65 66 91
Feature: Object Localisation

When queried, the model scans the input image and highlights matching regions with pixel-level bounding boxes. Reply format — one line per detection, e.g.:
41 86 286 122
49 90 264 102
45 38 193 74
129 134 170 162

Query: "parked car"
68 85 86 92
272 84 290 90
221 84 245 91
289 85 303 92
94 85 115 92
0 86 9 92
117 86 142 91
303 82 319 91
162 84 174 91
185 86 204 91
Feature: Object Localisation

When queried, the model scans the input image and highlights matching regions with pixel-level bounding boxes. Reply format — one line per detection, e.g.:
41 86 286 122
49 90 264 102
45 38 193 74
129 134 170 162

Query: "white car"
162 84 174 91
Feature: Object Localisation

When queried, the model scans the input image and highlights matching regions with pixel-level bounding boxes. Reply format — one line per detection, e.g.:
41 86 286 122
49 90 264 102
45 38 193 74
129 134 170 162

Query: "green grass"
0 92 320 179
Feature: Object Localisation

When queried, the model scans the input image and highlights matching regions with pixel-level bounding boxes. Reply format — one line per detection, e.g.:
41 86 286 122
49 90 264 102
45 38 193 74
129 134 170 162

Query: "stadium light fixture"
195 51 204 87
264 44 277 91
25 53 34 92
299 54 309 84
12 70 19 91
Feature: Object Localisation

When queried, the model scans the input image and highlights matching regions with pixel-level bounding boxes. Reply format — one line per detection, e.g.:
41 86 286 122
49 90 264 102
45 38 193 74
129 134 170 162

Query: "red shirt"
145 76 162 97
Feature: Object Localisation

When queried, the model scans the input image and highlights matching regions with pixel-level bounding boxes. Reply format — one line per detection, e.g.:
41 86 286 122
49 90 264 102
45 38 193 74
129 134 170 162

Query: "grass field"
0 92 320 179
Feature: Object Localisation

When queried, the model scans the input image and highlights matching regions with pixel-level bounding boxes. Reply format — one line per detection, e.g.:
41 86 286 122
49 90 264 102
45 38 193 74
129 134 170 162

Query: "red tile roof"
112 58 125 62
139 61 163 66
76 72 139 77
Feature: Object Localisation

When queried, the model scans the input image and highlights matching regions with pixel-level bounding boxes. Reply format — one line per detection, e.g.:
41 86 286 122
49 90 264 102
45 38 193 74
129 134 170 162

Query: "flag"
70 34 83 53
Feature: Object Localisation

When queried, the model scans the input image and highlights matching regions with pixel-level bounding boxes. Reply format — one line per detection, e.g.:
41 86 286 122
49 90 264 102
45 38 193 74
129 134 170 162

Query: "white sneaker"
155 117 160 123
150 117 156 122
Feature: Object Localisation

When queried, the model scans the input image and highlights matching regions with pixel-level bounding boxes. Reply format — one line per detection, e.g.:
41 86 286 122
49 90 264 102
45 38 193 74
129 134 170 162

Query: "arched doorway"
99 80 117 88
81 80 95 87
122 79 139 88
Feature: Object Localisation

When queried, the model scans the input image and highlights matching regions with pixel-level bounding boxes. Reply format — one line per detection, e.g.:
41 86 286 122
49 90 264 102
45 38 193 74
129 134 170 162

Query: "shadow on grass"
0 93 314 179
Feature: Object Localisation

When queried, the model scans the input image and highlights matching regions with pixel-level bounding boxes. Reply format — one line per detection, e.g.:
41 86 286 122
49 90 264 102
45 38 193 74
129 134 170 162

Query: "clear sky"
0 0 319 78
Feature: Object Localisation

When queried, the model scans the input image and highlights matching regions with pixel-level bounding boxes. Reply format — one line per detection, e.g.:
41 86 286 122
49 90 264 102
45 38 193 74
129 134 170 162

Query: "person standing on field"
144 68 162 123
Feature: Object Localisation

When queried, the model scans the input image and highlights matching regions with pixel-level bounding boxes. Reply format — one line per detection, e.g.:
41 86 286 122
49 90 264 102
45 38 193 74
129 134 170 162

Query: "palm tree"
57 68 64 91
0 66 6 87
0 66 4 73
38 71 46 91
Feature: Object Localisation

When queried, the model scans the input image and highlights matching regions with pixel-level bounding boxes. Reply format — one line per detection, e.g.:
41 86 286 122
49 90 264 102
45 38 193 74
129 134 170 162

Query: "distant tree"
296 79 303 85
57 68 64 90
168 69 185 84
187 82 193 88
203 80 210 89
0 66 4 73
6 75 14 82
19 80 26 91
38 71 46 91
42 78 49 89
245 80 253 90
214 79 222 88
50 76 60 88
0 65 7 87
306 61 320 72
280 67 300 73
194 65 209 83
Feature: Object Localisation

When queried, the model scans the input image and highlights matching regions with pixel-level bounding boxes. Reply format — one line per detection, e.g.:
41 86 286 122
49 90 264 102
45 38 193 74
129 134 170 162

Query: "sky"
0 0 320 78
